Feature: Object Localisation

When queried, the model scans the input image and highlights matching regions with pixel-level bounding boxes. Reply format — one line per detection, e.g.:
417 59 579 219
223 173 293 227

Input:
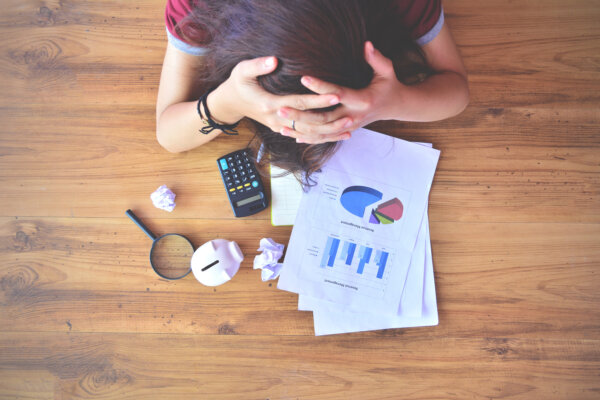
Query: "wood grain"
1 217 599 340
1 332 599 400
0 0 599 398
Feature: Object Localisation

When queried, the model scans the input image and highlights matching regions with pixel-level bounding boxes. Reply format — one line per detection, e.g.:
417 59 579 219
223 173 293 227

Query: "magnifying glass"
126 209 194 280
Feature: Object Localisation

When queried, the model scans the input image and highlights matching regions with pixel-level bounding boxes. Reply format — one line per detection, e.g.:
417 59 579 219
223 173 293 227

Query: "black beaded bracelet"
197 88 239 136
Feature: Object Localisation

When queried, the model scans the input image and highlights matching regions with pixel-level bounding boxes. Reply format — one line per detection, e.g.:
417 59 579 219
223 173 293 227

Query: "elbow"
155 106 182 153
452 76 470 117
457 87 470 116
156 125 183 154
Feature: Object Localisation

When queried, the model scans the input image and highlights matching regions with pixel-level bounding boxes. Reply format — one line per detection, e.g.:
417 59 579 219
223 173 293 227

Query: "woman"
156 0 468 181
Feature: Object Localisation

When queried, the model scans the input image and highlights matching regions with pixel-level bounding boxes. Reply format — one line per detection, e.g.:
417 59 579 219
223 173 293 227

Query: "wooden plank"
0 1 598 108
0 370 55 400
0 106 598 222
0 0 599 397
1 217 598 338
0 332 599 400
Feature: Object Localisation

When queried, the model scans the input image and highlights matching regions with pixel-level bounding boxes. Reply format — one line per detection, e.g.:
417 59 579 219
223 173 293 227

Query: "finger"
300 76 345 96
297 132 352 144
365 41 394 78
276 92 340 111
277 106 347 125
295 116 354 136
280 116 353 138
235 56 278 79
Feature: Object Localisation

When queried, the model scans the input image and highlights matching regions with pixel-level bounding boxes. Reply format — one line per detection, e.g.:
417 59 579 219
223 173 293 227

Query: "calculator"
217 149 268 217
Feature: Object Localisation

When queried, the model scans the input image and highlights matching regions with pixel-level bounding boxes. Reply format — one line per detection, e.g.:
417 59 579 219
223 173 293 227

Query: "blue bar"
320 237 334 268
339 241 350 260
373 249 382 265
345 243 357 265
376 251 389 279
357 246 372 274
327 238 340 267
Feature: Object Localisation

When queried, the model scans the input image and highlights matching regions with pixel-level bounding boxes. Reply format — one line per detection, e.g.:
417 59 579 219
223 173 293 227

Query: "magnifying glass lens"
150 234 194 279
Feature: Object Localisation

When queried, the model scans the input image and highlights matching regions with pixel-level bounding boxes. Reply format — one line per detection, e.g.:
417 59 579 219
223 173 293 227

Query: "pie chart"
340 186 404 225
340 186 383 218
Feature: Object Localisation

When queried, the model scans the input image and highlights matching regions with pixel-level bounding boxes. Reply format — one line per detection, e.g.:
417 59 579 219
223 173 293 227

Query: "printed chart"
302 229 394 299
340 186 404 225
321 237 389 279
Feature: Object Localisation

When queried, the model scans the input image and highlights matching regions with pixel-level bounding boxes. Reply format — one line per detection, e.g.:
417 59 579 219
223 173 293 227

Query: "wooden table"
1 0 598 398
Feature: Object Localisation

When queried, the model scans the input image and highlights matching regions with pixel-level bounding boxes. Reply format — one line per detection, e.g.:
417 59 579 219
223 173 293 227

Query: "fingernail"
343 119 353 128
296 138 304 143
301 76 312 86
265 57 275 68
329 96 339 105
277 108 288 118
280 128 289 136
366 41 374 54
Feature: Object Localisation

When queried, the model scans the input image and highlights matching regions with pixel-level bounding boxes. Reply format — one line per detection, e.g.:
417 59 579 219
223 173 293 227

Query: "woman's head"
180 0 428 184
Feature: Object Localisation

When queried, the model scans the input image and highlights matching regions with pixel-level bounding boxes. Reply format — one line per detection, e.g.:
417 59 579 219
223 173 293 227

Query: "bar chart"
319 235 390 281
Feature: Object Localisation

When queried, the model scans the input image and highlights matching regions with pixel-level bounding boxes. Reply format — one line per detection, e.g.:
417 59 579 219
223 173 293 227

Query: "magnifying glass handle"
125 209 157 241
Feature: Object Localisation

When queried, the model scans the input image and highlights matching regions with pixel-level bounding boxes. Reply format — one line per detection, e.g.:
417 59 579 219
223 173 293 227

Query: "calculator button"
235 179 241 185
242 176 248 182
233 173 238 178
244 183 251 187
229 188 235 192
250 174 256 179
252 180 259 188
240 171 246 176
219 159 228 170
237 185 243 190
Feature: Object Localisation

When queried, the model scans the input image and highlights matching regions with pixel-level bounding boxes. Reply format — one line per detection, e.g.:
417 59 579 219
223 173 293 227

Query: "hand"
209 56 353 142
278 41 406 143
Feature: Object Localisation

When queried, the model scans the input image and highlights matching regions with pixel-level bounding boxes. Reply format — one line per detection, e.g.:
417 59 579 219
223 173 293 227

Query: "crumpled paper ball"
253 238 285 281
150 185 176 212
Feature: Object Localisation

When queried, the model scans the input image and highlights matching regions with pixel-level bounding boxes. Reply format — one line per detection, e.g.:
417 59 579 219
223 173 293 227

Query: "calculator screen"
235 194 262 207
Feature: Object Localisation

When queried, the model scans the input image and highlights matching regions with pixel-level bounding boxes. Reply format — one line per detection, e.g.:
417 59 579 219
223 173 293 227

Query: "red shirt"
166 0 443 54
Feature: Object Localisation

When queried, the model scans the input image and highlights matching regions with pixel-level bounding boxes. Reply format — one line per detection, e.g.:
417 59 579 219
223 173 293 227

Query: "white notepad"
270 165 303 226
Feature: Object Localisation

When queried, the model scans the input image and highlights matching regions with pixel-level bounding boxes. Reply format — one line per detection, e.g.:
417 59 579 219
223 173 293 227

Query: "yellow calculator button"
244 183 250 187
229 188 235 192
237 185 243 190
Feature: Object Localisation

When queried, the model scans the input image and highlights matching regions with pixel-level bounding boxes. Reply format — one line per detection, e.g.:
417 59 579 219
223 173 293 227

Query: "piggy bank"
191 239 244 286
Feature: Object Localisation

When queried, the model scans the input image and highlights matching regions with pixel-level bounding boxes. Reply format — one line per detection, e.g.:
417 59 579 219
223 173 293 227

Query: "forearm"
156 100 222 153
156 83 244 153
386 71 469 122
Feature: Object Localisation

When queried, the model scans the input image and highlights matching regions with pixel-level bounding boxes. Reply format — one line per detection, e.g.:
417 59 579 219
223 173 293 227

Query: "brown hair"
179 0 430 185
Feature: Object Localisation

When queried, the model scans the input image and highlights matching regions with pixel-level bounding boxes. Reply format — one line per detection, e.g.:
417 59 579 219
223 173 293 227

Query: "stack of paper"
275 128 440 335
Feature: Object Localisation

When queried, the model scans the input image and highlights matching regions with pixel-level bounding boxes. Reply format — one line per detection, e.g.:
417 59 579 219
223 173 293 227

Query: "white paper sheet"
303 217 438 336
277 128 440 315
298 214 427 316
270 165 303 226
